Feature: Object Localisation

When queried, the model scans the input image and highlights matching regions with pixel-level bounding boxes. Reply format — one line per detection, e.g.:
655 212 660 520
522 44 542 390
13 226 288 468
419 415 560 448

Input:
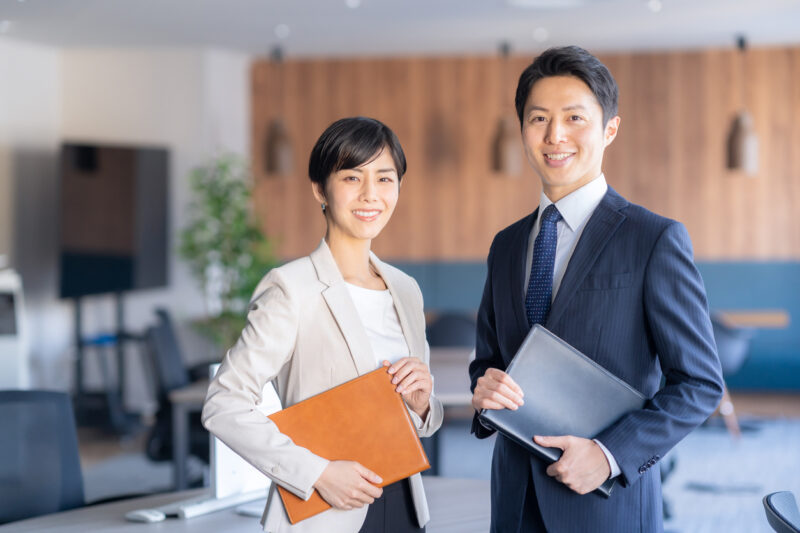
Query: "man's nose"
545 119 567 144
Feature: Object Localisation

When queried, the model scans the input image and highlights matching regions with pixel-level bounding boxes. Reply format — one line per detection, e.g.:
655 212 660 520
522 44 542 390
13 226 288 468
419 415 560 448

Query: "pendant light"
726 36 758 177
264 46 293 176
491 42 523 176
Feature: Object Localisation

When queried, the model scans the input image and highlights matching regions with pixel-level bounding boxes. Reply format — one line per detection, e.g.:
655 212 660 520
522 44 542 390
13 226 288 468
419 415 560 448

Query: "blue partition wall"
396 260 800 391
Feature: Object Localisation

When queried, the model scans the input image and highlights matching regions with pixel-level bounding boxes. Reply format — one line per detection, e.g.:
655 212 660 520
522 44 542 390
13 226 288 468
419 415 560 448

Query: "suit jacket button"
638 467 646 474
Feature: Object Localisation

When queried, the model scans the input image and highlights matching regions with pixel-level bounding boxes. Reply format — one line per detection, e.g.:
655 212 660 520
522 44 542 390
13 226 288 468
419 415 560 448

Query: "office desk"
169 348 475 489
0 477 490 533
168 380 208 490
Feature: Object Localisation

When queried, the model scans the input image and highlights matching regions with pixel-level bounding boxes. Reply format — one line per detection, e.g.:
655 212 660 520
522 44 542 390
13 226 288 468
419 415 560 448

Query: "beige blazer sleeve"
201 268 329 501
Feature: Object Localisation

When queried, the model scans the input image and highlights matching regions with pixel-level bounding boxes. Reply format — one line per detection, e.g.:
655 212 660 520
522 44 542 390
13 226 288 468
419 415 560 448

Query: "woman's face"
313 147 400 244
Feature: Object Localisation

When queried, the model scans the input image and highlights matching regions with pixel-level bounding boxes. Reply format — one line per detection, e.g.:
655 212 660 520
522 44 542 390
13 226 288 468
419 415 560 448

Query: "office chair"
0 390 84 524
763 491 800 533
710 313 756 438
426 312 477 348
144 308 210 464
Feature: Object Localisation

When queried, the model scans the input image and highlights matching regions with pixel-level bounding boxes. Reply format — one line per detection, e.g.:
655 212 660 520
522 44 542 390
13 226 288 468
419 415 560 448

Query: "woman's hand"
384 358 432 419
313 461 383 510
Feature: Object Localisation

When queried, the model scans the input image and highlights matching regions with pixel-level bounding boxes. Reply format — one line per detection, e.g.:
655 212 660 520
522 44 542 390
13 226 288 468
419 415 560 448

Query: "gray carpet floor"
84 417 800 532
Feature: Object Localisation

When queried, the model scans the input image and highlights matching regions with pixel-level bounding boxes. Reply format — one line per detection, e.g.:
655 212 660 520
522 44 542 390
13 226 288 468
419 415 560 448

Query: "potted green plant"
179 153 278 351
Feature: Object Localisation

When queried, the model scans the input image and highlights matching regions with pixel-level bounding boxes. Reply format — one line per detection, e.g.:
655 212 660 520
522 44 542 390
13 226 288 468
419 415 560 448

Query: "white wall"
0 38 68 388
0 43 251 394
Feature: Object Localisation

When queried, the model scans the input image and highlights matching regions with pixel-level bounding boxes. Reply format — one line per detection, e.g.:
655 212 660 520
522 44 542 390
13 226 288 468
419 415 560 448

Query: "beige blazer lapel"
310 240 377 376
370 253 425 359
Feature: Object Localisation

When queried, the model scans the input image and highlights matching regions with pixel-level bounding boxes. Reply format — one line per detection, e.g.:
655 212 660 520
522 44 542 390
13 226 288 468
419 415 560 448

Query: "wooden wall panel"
252 47 800 261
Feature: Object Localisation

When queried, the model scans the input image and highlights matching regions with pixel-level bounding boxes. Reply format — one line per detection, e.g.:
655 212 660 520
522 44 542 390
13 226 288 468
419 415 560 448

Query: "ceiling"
1 0 799 57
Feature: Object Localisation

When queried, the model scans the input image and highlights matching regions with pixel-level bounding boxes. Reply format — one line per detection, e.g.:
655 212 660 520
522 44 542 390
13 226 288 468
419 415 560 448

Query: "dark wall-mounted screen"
59 143 169 298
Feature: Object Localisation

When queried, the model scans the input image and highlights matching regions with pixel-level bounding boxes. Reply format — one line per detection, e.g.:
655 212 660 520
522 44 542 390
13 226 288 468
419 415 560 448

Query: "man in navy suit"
469 46 724 532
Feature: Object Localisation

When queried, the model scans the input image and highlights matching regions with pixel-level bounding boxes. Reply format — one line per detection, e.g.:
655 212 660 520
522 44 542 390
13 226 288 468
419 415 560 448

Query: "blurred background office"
1 1 799 531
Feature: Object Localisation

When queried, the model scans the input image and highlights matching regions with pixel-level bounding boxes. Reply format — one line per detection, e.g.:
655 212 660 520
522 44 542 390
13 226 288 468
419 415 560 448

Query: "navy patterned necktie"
525 204 562 327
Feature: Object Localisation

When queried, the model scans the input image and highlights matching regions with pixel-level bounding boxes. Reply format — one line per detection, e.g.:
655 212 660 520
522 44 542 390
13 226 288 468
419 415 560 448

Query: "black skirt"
358 478 425 533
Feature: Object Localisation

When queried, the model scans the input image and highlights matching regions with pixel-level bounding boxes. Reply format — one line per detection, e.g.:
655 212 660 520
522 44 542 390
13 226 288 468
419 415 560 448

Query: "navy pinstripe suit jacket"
469 187 724 533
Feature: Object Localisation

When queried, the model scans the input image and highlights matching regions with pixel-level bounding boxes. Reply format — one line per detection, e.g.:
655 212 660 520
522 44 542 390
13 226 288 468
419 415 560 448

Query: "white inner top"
345 282 410 368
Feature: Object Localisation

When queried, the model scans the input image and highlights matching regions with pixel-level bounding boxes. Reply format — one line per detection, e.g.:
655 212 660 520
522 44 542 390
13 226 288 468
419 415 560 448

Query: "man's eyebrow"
527 104 588 112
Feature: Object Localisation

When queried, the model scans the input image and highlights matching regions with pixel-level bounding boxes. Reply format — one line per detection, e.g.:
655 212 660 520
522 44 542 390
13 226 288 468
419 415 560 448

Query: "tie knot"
541 204 562 224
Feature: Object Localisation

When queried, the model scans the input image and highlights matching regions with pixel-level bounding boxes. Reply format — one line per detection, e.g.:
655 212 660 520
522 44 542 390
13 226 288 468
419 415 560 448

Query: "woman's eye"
345 176 359 182
379 176 394 182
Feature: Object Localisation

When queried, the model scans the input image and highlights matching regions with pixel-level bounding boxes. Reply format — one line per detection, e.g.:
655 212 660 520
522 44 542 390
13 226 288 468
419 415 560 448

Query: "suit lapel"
547 188 628 328
511 211 538 339
310 240 377 376
371 255 424 358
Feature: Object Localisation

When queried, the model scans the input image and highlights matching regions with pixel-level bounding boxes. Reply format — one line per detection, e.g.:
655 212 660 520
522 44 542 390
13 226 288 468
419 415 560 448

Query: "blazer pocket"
580 272 633 291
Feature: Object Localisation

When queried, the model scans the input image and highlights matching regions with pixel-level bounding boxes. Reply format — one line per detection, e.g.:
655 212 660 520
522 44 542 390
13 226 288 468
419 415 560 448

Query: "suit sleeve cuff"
593 439 621 479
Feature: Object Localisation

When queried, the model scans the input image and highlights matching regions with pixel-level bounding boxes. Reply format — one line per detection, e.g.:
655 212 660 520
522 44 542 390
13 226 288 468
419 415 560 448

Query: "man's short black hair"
308 116 407 188
515 46 619 127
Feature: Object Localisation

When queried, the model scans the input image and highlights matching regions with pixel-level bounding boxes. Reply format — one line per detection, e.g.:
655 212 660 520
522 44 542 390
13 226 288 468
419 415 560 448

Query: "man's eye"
530 116 546 123
570 115 583 121
379 177 394 182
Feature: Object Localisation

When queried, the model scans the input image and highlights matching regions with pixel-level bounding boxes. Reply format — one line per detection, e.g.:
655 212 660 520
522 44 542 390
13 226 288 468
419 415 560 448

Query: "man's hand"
534 435 611 495
471 368 524 411
313 461 383 510
385 358 432 419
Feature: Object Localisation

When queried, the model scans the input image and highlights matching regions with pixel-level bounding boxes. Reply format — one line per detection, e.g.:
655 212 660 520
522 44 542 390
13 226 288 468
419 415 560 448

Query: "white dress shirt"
523 174 622 480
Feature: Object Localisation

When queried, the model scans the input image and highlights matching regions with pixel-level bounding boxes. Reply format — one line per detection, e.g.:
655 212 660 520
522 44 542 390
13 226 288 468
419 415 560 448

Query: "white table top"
0 477 490 533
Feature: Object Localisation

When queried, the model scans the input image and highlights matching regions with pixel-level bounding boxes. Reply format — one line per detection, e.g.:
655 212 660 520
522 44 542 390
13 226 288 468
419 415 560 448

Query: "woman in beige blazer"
202 117 444 533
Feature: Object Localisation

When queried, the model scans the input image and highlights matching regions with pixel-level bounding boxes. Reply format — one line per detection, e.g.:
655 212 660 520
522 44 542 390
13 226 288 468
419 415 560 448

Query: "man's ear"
311 181 326 204
604 116 621 147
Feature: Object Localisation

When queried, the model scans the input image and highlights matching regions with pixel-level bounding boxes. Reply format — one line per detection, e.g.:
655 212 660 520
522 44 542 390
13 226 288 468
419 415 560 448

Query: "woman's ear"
311 181 326 204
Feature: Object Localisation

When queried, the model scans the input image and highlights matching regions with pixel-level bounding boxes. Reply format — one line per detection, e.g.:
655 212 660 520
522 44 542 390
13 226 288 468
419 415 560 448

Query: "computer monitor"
208 363 281 499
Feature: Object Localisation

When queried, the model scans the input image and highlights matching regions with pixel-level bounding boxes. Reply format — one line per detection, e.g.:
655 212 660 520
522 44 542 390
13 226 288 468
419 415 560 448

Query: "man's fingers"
485 390 520 410
484 368 524 397
534 435 569 450
497 382 524 405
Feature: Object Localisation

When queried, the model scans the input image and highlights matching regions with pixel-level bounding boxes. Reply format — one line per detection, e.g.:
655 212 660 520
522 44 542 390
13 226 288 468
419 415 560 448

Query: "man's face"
521 75 619 202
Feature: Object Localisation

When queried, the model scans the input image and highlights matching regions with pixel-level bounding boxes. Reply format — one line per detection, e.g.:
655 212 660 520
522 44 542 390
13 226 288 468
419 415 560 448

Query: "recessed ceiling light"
647 0 663 12
532 27 549 42
507 0 585 9
274 24 290 40
345 0 361 8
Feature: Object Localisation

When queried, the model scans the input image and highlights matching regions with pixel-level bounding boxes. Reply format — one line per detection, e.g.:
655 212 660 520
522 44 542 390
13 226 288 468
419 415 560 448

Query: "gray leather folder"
478 325 647 497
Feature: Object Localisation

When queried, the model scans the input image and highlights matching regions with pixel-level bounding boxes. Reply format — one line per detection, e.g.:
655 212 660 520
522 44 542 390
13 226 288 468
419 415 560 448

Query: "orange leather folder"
267 367 430 524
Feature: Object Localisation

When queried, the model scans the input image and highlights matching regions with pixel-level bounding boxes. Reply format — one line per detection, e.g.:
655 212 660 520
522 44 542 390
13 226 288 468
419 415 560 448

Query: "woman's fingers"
396 369 431 393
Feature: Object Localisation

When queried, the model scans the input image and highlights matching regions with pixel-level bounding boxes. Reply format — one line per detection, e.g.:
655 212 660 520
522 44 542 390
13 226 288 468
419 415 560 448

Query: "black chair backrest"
0 390 84 524
147 308 190 395
426 312 477 348
764 491 800 533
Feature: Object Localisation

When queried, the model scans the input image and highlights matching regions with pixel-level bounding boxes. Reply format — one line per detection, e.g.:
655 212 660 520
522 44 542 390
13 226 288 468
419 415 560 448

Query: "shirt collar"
538 174 608 232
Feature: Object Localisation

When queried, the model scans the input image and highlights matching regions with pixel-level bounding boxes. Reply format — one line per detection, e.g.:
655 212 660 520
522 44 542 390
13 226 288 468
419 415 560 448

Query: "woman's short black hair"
515 46 619 127
308 117 407 188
